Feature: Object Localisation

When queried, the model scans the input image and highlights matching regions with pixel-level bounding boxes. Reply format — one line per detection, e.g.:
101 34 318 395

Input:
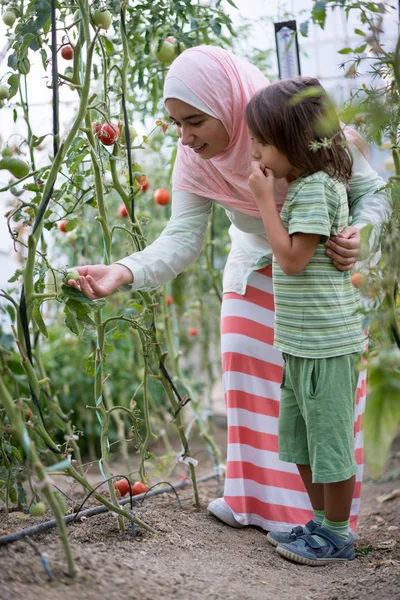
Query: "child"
246 77 366 566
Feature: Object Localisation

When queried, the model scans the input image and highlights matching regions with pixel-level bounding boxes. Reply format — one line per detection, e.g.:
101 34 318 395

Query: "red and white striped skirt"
221 265 366 532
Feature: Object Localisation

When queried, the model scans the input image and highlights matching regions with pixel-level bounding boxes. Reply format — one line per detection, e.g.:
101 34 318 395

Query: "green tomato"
154 37 178 65
0 85 10 101
29 502 46 517
91 9 112 30
0 157 30 179
63 269 80 282
1 146 13 158
121 123 138 144
2 10 16 28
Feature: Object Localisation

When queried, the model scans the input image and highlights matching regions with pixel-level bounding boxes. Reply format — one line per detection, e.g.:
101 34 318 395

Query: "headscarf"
164 46 277 216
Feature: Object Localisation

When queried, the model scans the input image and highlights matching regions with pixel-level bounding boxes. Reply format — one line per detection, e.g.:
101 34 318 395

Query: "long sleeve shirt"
116 147 391 295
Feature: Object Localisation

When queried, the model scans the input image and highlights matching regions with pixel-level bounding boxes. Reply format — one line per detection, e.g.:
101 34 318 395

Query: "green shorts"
278 352 361 484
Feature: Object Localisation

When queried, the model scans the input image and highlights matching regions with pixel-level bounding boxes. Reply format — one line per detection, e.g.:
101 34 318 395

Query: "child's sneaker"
276 527 355 566
266 520 319 547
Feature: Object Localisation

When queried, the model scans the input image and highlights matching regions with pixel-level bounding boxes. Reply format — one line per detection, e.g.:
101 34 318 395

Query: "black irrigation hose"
0 473 218 547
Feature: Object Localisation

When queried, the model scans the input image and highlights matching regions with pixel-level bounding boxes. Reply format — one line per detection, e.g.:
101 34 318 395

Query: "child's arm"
248 161 320 276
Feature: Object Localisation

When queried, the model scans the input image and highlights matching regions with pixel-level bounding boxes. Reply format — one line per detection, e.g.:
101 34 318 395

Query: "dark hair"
245 77 353 183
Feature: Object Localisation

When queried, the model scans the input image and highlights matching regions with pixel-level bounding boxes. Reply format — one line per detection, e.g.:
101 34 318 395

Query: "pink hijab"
164 46 275 216
164 46 369 216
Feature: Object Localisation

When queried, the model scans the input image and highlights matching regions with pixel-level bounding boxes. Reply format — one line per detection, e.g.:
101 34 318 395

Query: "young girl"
246 77 366 565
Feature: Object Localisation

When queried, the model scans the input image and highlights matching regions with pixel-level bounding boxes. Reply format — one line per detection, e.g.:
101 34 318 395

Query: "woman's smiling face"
165 98 230 159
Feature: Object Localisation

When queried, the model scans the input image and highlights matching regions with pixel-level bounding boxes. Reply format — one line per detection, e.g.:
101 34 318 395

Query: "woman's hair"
245 77 353 183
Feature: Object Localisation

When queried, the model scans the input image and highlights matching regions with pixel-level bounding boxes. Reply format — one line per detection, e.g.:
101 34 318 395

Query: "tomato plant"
0 0 237 578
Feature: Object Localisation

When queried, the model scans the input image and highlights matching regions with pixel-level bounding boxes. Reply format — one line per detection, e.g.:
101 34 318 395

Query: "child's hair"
246 77 353 183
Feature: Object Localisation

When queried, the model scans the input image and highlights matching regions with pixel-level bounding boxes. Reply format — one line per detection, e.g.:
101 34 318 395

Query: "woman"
70 46 390 532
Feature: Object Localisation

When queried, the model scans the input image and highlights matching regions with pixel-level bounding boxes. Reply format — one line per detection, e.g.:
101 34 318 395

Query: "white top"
116 147 391 295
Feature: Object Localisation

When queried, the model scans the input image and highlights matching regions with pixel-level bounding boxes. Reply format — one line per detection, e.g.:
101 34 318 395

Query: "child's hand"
248 161 275 202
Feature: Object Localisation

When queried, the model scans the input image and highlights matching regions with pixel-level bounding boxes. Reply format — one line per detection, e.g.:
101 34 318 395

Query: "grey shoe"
276 527 355 566
267 520 319 547
207 498 245 528
267 520 360 548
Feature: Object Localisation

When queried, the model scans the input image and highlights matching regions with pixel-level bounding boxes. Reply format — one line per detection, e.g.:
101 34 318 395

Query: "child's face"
250 134 299 180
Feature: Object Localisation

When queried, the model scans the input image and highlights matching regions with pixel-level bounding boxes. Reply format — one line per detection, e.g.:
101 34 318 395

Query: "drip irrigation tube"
0 473 218 547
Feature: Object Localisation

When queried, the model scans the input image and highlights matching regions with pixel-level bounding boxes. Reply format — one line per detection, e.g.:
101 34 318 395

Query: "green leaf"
8 486 17 504
8 269 24 283
7 74 20 99
64 306 79 335
311 0 328 29
103 36 114 56
354 29 366 36
7 360 25 375
66 299 95 326
17 483 27 505
32 300 48 337
338 47 353 55
300 21 309 37
354 44 367 54
11 446 22 461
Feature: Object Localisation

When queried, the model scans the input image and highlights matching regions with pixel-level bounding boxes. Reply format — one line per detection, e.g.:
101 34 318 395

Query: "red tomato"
188 328 199 337
351 272 365 288
130 481 148 496
166 296 173 306
118 204 128 218
58 220 68 232
98 123 120 146
61 45 74 60
137 175 150 192
154 188 170 206
114 479 130 497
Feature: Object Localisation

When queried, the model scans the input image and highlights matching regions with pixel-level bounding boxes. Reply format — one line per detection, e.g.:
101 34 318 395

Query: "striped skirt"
221 265 366 532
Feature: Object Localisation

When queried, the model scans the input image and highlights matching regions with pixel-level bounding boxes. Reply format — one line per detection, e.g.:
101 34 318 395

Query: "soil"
0 429 399 600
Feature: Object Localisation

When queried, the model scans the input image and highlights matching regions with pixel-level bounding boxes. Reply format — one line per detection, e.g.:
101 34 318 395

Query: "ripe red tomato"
58 220 68 232
351 272 365 289
137 175 150 192
114 479 130 497
130 481 148 496
98 123 120 146
166 296 173 306
118 204 128 218
61 45 74 60
188 328 199 337
154 188 170 206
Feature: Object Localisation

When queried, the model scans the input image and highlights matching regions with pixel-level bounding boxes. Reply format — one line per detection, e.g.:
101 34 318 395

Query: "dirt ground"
0 429 399 600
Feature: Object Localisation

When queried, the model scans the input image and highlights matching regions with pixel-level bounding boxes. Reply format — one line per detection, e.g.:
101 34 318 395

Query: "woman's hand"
248 161 275 202
66 263 133 299
325 226 361 271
